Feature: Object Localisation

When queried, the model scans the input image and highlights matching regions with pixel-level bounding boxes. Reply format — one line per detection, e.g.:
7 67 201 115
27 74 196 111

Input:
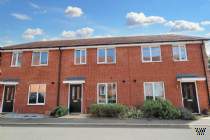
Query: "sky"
0 0 210 53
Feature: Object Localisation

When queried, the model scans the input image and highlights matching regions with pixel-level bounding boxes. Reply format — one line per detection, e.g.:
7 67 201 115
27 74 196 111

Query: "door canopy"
176 74 206 82
0 78 19 85
63 76 85 84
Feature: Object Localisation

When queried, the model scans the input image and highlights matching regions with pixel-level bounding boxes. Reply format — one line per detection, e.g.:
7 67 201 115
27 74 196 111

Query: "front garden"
50 99 208 120
89 99 198 120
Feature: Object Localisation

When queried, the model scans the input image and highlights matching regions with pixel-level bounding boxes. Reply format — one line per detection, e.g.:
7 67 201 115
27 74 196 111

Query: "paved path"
0 126 209 140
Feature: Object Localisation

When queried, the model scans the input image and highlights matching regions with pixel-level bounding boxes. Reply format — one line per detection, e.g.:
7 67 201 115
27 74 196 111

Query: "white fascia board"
61 41 202 50
1 48 59 52
1 40 202 52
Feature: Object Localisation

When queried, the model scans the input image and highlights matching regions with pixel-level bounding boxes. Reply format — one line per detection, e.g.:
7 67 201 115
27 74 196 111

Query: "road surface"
0 126 209 140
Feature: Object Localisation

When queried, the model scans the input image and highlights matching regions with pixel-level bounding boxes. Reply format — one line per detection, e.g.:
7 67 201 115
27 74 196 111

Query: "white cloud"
206 33 210 37
41 37 60 41
65 6 83 17
200 20 210 25
61 27 94 39
165 20 204 32
11 13 31 20
0 40 14 47
126 12 166 26
22 28 44 40
29 2 40 9
29 2 47 14
93 35 113 38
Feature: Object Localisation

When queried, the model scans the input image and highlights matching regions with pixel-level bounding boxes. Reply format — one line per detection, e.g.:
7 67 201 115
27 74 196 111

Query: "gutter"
201 41 210 105
56 47 62 106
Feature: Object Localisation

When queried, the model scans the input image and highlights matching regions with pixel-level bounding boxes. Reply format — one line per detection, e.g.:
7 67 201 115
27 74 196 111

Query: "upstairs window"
28 84 46 105
74 49 86 64
11 51 22 67
172 45 187 61
97 83 117 104
142 46 161 62
32 51 48 66
144 82 165 100
97 48 116 64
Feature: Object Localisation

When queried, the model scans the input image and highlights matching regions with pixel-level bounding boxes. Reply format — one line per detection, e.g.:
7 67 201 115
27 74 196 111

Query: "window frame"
97 82 117 104
97 47 116 64
141 46 162 63
74 48 87 65
172 45 188 61
31 51 49 66
11 51 22 67
27 84 46 105
143 81 165 100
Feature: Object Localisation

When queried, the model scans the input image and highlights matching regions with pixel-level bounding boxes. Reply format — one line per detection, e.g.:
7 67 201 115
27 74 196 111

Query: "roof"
1 34 209 50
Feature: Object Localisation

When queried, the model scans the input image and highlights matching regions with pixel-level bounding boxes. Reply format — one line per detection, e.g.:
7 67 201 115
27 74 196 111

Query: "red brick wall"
59 43 209 113
0 43 209 114
0 50 59 114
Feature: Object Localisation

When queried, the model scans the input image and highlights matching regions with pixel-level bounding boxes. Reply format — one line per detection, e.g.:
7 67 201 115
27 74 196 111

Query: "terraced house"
0 34 209 114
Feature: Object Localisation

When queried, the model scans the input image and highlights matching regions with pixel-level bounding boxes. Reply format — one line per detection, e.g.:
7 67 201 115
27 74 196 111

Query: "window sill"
142 61 162 63
10 65 21 68
173 60 188 62
27 103 45 106
74 63 87 65
31 65 48 67
97 62 116 65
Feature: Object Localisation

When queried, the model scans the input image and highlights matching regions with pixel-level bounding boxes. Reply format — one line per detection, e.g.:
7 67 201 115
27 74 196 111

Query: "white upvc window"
144 82 165 100
28 84 46 105
97 83 117 104
11 51 22 67
32 51 48 66
172 45 187 61
142 46 161 62
74 49 87 64
97 48 116 64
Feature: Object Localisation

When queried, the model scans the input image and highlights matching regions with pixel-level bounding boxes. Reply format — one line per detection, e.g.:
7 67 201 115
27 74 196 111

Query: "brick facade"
0 35 209 114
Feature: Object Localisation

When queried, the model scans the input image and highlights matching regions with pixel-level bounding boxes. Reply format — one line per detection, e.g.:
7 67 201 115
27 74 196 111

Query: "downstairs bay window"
97 83 117 104
144 82 165 100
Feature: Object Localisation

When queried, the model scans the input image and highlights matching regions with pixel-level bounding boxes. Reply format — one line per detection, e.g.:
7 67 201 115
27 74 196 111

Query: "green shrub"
50 106 68 117
90 104 128 118
142 99 181 119
124 107 144 119
179 108 195 120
